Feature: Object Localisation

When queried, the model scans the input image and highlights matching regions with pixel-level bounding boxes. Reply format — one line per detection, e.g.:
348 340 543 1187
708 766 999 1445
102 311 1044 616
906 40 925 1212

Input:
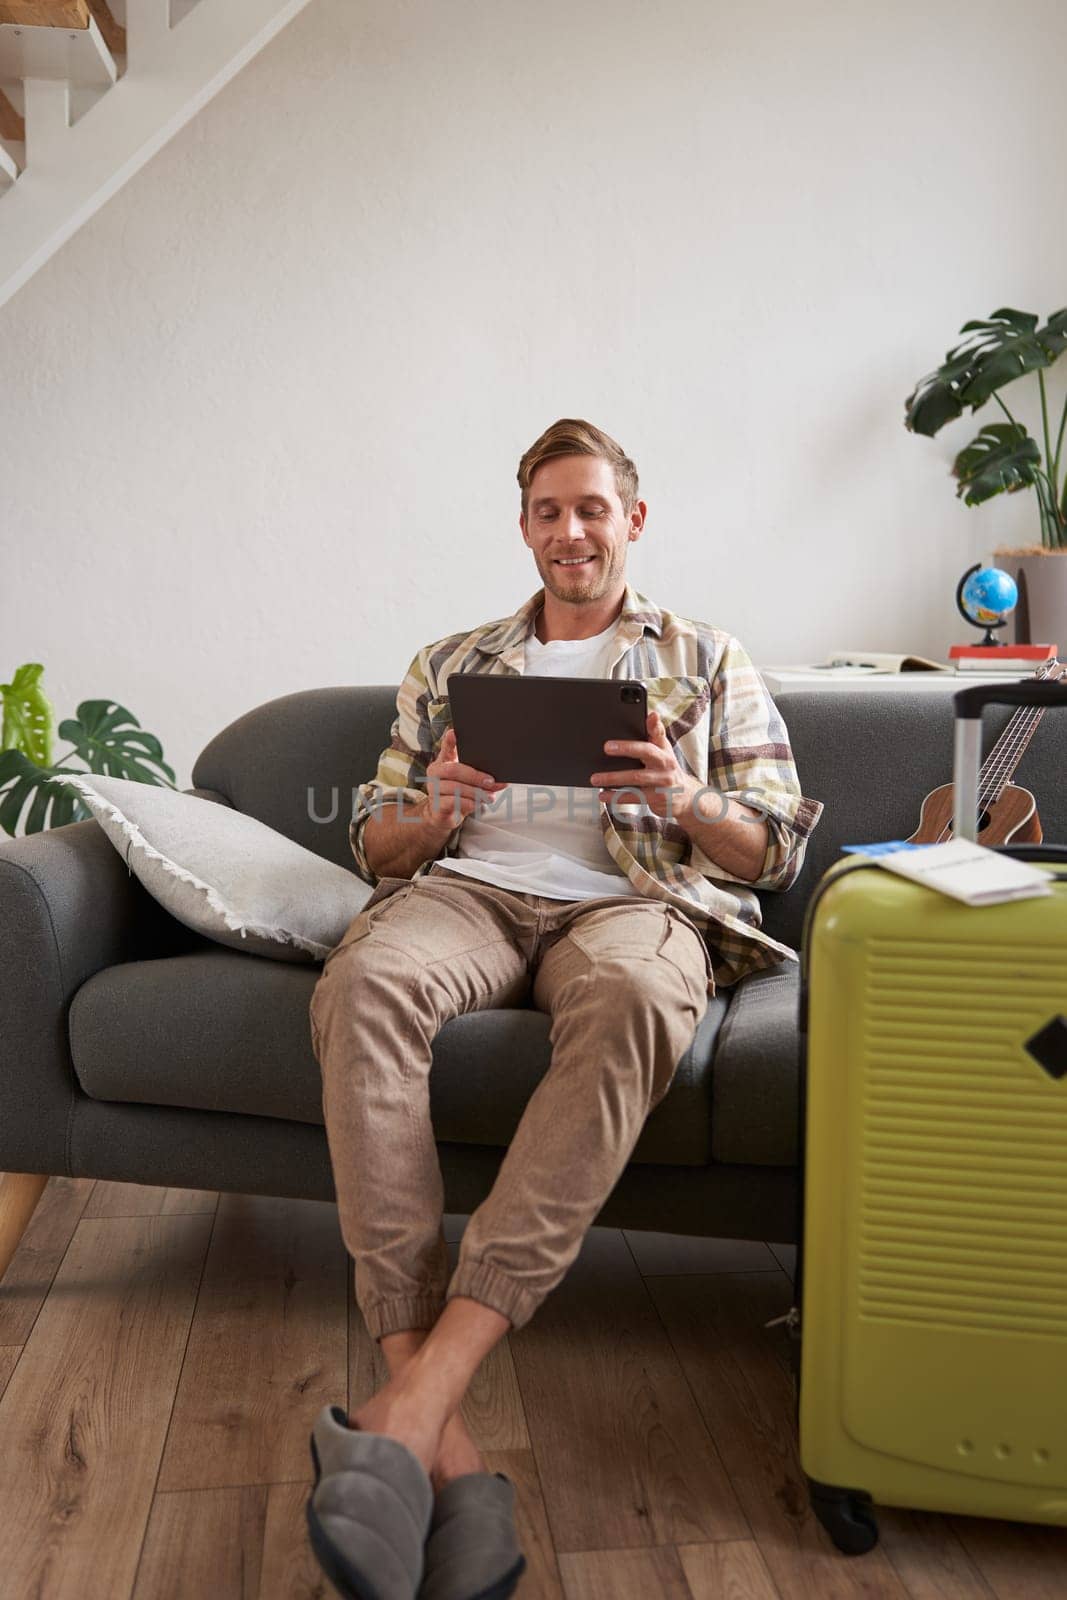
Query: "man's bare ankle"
431 1432 486 1492
349 1388 446 1478
378 1327 430 1380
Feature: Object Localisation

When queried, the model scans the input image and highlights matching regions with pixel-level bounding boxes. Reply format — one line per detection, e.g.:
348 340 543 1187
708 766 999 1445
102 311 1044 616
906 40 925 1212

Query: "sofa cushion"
68 947 731 1166
54 772 372 962
710 962 801 1166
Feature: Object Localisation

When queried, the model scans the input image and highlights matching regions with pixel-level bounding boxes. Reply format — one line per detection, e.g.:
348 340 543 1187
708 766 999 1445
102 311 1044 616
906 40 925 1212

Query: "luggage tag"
840 841 927 857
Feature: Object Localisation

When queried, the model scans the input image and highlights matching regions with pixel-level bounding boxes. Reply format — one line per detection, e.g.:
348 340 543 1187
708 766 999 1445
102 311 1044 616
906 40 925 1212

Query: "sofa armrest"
0 819 173 1176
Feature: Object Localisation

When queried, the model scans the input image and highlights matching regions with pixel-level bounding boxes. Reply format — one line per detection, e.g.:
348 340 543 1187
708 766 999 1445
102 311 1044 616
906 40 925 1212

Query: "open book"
821 651 951 673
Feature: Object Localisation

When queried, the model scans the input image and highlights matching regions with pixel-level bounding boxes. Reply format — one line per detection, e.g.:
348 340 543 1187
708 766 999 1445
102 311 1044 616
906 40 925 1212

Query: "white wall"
3 0 1066 789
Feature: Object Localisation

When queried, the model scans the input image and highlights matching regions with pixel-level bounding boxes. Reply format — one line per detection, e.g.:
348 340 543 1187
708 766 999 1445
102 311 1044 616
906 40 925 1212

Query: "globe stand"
955 563 1009 647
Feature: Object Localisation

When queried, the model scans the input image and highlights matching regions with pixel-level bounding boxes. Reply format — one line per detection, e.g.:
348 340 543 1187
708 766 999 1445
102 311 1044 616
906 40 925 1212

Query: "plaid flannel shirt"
350 582 824 990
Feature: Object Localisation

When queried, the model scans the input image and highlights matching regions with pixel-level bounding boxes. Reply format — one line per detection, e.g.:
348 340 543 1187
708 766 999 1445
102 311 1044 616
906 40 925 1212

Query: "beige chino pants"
309 861 715 1341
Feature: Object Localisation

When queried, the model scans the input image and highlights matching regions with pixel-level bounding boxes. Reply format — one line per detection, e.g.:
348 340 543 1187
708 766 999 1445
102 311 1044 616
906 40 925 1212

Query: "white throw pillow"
53 774 372 962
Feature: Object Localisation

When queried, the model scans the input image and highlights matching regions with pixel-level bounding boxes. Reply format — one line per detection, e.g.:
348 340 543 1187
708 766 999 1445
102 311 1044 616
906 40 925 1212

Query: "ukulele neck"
978 664 1061 803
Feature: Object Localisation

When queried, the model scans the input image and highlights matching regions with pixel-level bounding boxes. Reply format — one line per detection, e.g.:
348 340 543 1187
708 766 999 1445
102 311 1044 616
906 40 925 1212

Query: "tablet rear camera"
621 687 642 703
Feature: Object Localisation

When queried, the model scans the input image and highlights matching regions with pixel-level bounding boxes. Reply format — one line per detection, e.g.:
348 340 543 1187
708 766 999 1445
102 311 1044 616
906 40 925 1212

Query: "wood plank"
483 1447 565 1600
0 1175 95 1344
878 1508 995 1599
950 1516 1067 1600
454 1334 533 1452
624 1230 778 1276
509 1227 749 1553
132 1485 266 1600
259 1480 334 1599
677 1537 783 1598
557 1543 694 1598
160 1187 218 1215
0 2 89 25
646 1268 910 1599
0 85 23 141
84 1179 168 1216
0 1212 213 1600
83 0 122 55
84 1181 218 1218
0 1345 19 1403
158 1194 347 1492
768 1244 797 1278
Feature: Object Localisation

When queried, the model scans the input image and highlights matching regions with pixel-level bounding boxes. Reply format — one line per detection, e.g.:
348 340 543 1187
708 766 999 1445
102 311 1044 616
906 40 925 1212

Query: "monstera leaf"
952 422 1043 507
906 306 1067 436
1 662 55 766
0 750 88 836
58 700 176 786
0 689 175 837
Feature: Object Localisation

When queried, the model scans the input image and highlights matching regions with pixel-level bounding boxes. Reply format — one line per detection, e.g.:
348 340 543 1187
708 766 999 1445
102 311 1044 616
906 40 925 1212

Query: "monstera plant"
905 305 1067 549
0 662 175 837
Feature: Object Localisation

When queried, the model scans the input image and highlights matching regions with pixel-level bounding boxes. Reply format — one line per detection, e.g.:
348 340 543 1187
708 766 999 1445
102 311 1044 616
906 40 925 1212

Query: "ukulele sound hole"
976 810 991 833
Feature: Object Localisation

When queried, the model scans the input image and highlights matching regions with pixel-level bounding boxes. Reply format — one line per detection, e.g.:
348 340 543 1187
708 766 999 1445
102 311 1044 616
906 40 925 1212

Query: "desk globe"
956 564 1019 645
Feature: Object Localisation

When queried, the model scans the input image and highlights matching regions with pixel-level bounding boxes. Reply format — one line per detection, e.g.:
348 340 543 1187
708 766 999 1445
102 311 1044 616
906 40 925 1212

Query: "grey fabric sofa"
2 685 1062 1283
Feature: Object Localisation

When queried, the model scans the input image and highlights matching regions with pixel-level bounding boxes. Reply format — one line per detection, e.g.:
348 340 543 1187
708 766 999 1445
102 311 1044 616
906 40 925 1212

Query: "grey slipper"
417 1470 527 1600
307 1403 435 1600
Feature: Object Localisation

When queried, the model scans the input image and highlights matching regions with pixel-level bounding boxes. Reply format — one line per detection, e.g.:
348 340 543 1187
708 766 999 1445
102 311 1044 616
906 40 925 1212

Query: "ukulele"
906 657 1065 846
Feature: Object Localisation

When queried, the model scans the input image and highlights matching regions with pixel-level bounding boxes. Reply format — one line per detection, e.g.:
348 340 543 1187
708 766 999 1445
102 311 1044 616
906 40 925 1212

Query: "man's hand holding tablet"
589 709 700 822
423 727 508 830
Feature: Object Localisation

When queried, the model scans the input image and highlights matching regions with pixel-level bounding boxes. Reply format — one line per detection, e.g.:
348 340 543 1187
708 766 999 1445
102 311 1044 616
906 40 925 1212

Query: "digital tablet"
445 674 648 788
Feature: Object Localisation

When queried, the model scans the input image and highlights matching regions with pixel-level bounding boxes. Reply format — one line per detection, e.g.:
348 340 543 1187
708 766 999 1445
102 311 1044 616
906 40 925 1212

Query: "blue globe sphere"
960 566 1018 627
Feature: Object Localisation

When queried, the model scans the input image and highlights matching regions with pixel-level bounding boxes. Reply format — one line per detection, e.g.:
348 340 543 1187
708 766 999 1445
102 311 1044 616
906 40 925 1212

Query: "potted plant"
0 662 174 836
905 305 1067 647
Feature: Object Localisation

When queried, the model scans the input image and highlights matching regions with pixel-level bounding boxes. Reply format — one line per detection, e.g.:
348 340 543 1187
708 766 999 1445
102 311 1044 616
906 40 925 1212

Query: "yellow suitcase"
796 680 1067 1553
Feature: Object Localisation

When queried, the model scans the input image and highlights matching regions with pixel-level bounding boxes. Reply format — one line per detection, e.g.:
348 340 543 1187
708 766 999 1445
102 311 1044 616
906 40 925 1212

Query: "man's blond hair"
517 419 639 520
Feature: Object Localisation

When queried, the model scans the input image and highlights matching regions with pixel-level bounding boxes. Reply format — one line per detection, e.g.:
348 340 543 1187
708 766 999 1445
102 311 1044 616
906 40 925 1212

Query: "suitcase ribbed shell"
800 860 1067 1526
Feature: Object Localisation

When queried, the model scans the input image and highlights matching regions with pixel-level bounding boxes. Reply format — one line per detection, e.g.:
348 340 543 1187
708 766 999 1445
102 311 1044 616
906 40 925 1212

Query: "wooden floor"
0 1179 1063 1599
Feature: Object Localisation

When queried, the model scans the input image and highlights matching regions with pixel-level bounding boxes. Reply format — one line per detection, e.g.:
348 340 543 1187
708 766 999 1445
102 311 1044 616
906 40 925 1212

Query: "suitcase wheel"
808 1479 879 1555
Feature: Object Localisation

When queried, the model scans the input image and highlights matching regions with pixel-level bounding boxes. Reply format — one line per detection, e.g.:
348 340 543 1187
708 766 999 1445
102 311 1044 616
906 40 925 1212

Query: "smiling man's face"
519 454 644 611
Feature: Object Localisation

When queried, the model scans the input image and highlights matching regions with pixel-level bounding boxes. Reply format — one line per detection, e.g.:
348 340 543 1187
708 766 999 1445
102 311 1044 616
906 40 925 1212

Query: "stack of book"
948 643 1059 673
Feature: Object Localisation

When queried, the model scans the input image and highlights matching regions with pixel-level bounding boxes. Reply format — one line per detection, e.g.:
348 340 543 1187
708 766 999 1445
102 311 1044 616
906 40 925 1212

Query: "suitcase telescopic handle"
953 680 1067 843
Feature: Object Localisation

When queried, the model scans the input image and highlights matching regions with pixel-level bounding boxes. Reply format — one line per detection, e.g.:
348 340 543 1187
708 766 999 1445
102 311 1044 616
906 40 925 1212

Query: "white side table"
758 667 1036 695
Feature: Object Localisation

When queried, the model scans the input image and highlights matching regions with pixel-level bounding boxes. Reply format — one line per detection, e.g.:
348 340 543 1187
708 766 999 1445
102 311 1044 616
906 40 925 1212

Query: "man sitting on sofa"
307 418 823 1599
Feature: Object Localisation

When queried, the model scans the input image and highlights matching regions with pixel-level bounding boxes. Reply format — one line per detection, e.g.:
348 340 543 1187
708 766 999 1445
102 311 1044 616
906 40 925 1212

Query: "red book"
948 643 1056 660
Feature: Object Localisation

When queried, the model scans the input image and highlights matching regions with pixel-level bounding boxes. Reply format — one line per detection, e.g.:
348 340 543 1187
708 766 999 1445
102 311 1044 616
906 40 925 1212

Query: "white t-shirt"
430 617 644 901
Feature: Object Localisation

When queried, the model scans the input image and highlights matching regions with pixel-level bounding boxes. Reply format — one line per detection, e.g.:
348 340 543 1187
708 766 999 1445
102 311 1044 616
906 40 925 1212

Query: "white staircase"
0 0 313 310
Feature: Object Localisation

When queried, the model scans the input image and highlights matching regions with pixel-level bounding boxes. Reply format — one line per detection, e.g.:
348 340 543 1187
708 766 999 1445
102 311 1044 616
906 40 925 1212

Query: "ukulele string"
976 710 1040 808
973 660 1065 812
982 717 1038 796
